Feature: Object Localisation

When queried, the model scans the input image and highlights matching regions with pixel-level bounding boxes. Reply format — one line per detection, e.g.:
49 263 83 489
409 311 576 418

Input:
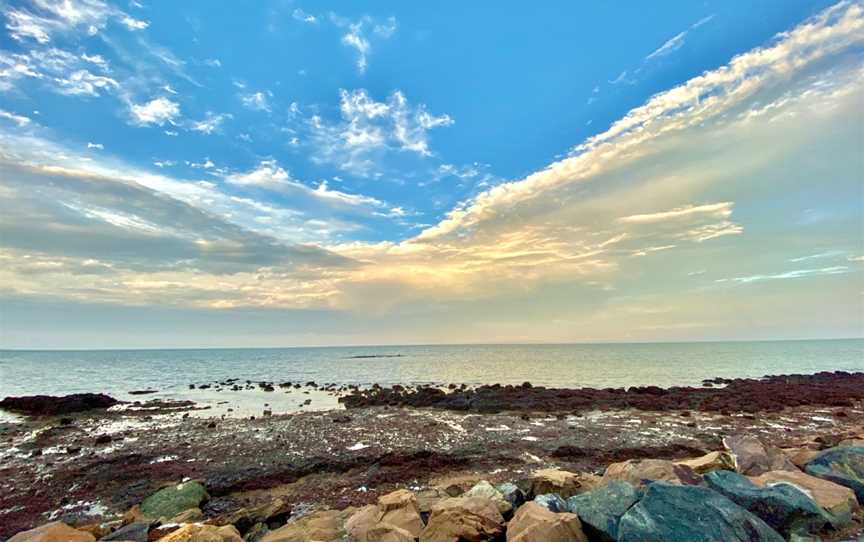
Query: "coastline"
2 371 863 540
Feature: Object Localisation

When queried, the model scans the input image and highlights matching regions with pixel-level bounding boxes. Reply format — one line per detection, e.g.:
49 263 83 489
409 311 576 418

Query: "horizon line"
2 336 862 353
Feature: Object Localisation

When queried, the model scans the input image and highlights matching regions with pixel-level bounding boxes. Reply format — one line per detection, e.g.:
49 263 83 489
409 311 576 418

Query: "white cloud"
54 68 119 96
310 89 453 175
240 91 271 112
129 97 180 126
119 15 148 30
330 14 397 74
0 109 32 126
4 0 149 43
225 159 292 189
203 58 222 68
87 142 103 149
292 9 317 24
0 47 117 97
190 112 230 134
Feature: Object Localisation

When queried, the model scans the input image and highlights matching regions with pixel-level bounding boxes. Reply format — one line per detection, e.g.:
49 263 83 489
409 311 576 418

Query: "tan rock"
157 524 242 542
603 459 700 486
506 502 588 542
750 470 859 520
74 522 113 539
346 491 425 542
530 469 600 498
420 497 504 542
780 447 822 469
346 506 415 542
675 451 735 474
7 522 96 542
261 509 355 542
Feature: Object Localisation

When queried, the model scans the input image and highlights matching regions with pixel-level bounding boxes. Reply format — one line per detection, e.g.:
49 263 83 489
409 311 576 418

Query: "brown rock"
781 447 822 469
347 490 425 541
420 497 504 542
675 451 735 474
157 524 242 542
723 434 797 476
529 469 600 498
75 522 113 539
603 459 700 486
7 522 96 542
260 509 355 542
168 508 203 524
749 470 859 521
506 502 588 542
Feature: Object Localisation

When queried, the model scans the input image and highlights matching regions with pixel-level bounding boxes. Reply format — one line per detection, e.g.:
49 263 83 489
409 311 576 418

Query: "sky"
0 0 862 349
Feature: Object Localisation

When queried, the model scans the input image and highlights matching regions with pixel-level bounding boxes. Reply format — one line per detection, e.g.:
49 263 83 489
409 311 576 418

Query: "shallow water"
1 339 861 420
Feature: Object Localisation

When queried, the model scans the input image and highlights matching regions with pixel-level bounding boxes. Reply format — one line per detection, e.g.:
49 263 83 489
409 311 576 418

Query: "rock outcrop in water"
0 393 119 415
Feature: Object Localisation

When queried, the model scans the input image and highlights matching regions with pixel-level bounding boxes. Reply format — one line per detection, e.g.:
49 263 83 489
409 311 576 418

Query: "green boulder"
140 481 209 520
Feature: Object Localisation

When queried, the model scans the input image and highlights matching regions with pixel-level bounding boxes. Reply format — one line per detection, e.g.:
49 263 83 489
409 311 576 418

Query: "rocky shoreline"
2 372 863 541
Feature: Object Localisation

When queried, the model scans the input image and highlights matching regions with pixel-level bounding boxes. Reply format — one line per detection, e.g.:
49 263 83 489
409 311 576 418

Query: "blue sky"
0 0 862 348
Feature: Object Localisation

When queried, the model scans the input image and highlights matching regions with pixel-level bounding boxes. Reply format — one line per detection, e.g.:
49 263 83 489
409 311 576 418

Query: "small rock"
675 451 736 475
139 481 209 521
723 434 797 476
534 493 569 513
158 524 242 542
100 522 149 542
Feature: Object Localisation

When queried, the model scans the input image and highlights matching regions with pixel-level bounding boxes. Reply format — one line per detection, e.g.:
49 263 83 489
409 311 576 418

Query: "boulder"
260 509 355 542
157 524 242 542
506 502 588 542
676 451 736 474
419 497 504 542
465 481 511 515
704 470 831 537
617 482 784 542
346 505 415 542
377 490 425 537
0 393 119 415
100 522 149 542
750 469 858 525
566 480 639 542
603 459 700 486
804 446 864 502
781 448 822 469
244 523 269 542
533 494 568 513
723 435 797 476
140 481 208 521
7 522 96 542
528 469 599 498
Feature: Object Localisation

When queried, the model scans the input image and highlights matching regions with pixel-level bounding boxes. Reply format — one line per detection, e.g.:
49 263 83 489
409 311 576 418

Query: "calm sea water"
1 340 862 419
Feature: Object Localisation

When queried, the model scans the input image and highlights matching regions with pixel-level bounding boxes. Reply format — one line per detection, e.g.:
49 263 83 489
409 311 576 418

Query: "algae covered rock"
566 480 639 541
704 470 831 537
140 481 209 520
804 446 864 502
750 469 859 526
618 482 784 542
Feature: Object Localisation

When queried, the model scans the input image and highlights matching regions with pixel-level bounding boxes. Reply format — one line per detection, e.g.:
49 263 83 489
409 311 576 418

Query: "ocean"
1 339 862 420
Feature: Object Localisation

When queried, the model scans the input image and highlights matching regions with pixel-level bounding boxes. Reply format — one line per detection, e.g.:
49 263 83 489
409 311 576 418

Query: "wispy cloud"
240 90 272 112
330 14 397 74
646 14 715 61
717 266 850 284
